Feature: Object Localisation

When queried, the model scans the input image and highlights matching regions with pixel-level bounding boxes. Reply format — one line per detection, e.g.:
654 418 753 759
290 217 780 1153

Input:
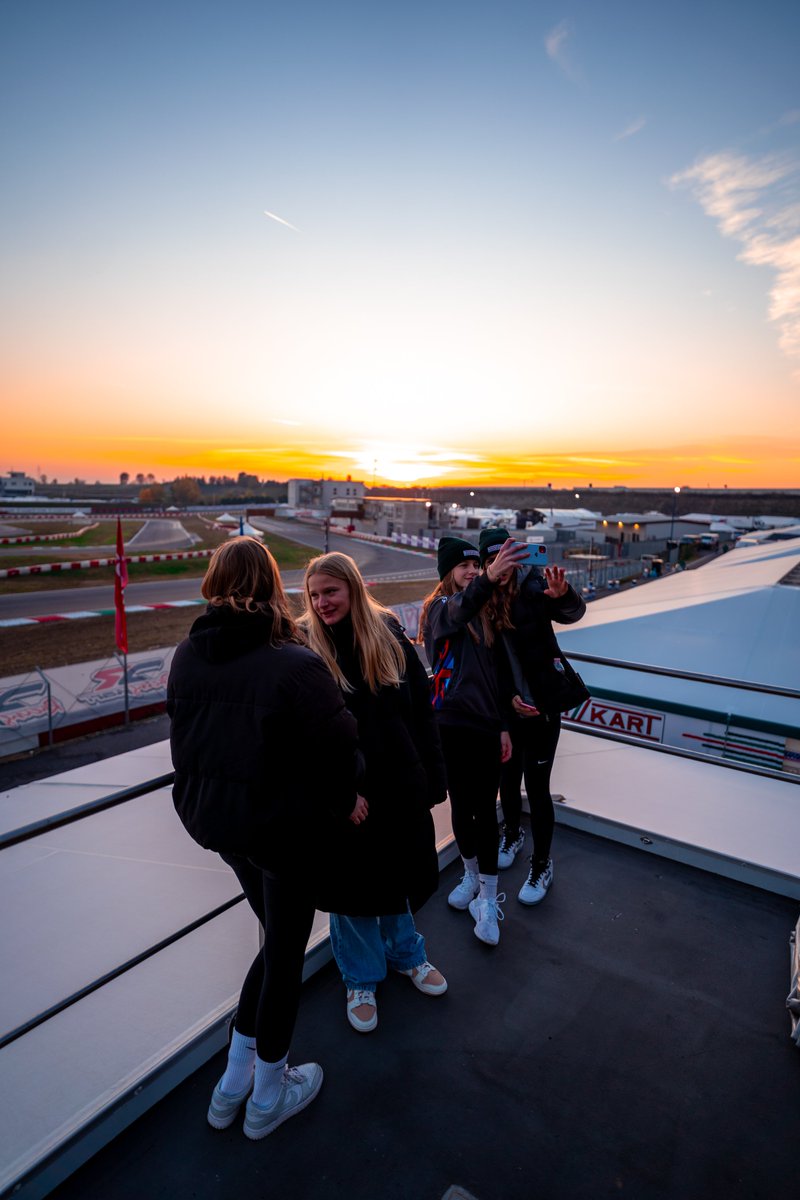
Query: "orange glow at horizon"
4 424 799 490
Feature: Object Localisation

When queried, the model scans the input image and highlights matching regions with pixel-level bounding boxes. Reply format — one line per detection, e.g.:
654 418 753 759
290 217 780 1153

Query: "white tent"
215 512 239 526
228 521 263 539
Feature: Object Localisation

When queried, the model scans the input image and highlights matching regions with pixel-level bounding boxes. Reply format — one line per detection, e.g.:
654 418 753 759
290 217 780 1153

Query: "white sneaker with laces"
242 1063 323 1140
397 961 448 995
497 828 526 870
448 871 480 910
518 859 553 906
468 894 505 945
346 988 378 1032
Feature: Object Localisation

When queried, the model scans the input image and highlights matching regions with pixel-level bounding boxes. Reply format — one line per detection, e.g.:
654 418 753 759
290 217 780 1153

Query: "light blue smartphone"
519 543 548 568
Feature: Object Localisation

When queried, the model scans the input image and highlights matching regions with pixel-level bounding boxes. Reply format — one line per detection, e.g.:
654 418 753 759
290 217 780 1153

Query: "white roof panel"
559 538 800 725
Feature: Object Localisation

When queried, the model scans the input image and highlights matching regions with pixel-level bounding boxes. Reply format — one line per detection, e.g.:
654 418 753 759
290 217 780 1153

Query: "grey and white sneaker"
207 1079 252 1129
497 828 526 870
243 1063 323 1140
518 859 553 906
468 894 505 945
447 871 480 910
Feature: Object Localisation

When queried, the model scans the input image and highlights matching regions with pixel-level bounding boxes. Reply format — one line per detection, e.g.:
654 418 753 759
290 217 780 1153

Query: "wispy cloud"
263 209 299 232
545 20 580 81
671 150 800 369
614 116 646 141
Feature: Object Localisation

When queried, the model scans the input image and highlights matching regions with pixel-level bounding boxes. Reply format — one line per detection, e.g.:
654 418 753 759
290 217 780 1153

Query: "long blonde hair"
201 535 299 645
300 551 405 693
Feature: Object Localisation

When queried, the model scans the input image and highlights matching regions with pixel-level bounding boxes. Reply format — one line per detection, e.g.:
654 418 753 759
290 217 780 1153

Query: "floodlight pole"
669 486 681 543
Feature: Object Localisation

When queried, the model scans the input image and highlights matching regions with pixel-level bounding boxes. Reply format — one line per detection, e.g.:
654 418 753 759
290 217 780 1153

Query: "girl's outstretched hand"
544 565 569 598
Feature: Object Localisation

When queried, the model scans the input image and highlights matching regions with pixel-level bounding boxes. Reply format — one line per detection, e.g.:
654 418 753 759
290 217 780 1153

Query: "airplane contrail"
264 209 299 232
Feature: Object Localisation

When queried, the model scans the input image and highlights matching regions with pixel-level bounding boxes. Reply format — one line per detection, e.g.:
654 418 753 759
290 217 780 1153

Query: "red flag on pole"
114 517 128 654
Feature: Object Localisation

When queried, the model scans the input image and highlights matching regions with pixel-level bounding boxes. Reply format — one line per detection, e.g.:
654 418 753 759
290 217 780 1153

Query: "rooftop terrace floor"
47 823 799 1200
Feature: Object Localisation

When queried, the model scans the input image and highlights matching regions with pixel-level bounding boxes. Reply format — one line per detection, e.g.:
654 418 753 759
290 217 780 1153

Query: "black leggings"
500 714 561 865
438 724 502 876
220 853 316 1063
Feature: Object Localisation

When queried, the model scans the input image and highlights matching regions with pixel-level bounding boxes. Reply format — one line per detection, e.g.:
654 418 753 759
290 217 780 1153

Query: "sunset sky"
2 0 799 488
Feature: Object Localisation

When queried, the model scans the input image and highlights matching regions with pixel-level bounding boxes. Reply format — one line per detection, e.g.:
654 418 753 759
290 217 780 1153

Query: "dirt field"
0 580 432 677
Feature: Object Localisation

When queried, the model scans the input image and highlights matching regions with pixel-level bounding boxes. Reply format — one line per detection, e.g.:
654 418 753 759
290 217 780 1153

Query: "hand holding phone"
512 694 541 718
518 543 548 568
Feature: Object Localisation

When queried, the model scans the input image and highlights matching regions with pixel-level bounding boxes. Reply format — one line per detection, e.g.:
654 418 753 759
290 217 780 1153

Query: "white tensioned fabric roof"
558 538 800 729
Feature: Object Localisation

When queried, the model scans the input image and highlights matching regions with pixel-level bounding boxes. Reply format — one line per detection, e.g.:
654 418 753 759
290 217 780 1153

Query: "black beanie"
478 526 511 565
437 536 480 580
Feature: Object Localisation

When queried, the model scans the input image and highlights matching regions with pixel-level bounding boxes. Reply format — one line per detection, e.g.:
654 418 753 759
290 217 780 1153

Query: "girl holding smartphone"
420 535 527 946
477 527 586 905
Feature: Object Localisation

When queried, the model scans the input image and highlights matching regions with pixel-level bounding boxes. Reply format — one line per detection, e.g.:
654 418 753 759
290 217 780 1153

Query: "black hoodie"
167 604 359 871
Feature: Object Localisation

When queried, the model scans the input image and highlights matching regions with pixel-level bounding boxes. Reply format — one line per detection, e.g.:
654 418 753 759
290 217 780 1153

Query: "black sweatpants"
438 723 503 876
220 852 316 1063
500 713 561 865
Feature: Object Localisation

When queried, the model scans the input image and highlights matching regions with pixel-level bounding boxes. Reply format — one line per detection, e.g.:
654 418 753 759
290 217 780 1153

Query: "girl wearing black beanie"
479 528 586 907
419 535 527 946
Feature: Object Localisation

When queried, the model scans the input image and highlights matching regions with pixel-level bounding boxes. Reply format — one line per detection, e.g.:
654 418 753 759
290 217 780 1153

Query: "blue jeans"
329 910 427 991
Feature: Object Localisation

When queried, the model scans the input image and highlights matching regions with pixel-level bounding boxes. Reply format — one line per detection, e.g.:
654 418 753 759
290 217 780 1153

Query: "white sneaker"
346 988 377 1032
397 961 448 995
497 828 526 870
518 859 553 906
448 871 480 910
468 894 505 945
242 1063 322 1140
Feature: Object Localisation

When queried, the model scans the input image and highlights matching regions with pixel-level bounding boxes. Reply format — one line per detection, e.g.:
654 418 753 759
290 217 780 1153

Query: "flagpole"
123 650 129 724
114 517 130 725
114 651 130 725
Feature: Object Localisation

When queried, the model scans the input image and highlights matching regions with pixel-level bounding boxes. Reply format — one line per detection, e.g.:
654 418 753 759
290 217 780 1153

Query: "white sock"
219 1030 256 1095
252 1054 288 1109
462 856 479 879
479 874 498 901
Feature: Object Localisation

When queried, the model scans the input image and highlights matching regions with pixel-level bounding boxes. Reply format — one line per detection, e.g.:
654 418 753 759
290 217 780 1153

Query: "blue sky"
2 0 799 486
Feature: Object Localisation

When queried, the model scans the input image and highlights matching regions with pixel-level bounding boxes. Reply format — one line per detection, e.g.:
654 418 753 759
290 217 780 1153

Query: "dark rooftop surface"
47 823 798 1200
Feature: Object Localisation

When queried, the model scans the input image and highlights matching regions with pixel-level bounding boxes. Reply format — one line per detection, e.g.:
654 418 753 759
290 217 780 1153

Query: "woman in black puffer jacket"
300 552 448 1036
168 537 360 1139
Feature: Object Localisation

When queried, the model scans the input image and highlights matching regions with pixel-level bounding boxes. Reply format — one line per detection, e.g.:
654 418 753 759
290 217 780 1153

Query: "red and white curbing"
0 598 210 628
0 549 214 579
0 524 99 546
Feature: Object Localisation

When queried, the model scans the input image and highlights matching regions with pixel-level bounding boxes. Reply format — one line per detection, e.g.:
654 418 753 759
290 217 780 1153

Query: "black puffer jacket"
318 615 447 916
167 604 359 873
506 567 586 714
422 572 507 732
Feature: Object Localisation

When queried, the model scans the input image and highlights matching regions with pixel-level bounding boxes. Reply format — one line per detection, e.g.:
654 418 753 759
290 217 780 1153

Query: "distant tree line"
136 474 289 507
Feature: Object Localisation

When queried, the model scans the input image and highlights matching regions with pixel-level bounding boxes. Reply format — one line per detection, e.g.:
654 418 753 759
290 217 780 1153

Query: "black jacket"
422 572 507 732
318 615 447 916
505 567 587 714
167 604 359 874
